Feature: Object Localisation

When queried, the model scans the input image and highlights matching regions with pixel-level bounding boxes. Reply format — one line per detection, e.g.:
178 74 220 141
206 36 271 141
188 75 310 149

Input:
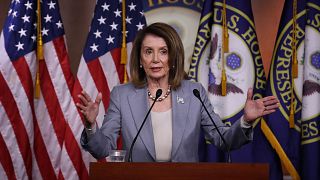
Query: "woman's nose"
152 53 160 63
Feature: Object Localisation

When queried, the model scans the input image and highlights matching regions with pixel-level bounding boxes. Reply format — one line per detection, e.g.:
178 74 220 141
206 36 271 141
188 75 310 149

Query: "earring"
172 65 175 69
140 64 142 68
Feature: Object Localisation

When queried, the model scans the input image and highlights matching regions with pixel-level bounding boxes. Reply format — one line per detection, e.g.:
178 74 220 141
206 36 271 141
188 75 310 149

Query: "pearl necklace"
147 85 171 102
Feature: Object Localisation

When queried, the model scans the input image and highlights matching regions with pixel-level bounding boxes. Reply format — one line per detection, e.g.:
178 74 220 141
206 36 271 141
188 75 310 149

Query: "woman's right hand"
76 91 102 127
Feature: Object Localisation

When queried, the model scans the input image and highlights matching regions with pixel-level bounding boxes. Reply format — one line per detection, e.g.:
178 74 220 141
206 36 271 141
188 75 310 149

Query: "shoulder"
113 82 135 89
178 80 208 99
111 82 137 93
180 80 204 91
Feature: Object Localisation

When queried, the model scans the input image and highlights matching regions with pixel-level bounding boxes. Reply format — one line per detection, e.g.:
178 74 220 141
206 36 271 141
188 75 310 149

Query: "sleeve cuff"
85 122 97 136
240 116 252 128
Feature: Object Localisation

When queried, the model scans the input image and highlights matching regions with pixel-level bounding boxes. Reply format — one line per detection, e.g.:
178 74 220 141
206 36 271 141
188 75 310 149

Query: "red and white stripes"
0 34 92 179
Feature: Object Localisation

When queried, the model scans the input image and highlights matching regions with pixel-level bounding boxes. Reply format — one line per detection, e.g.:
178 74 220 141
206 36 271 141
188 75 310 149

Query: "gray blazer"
81 80 252 162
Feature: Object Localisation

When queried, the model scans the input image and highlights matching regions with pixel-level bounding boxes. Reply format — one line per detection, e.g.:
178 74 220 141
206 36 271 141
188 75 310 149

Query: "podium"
89 162 269 179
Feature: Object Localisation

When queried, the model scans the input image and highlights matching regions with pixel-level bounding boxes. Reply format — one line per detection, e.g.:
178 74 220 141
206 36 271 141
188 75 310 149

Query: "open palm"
76 91 102 125
243 88 279 123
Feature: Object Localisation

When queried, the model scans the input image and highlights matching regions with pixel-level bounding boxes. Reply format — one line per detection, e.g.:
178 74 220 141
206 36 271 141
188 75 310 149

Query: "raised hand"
243 88 279 124
76 91 102 127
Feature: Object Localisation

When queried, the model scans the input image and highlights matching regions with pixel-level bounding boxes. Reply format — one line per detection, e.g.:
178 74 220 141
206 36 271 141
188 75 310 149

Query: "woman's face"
140 34 170 82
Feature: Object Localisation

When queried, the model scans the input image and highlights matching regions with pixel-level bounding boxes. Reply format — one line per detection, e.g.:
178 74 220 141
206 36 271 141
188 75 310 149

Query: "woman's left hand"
243 88 279 124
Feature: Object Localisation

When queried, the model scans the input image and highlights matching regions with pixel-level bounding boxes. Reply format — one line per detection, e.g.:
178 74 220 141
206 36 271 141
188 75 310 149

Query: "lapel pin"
176 96 184 104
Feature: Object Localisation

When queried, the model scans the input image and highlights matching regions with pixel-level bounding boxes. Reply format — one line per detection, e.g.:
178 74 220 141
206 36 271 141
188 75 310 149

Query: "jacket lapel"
171 87 190 157
128 87 156 160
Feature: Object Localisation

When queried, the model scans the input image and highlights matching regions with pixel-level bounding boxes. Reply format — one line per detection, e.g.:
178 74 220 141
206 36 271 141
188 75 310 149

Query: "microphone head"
193 89 200 99
155 89 162 99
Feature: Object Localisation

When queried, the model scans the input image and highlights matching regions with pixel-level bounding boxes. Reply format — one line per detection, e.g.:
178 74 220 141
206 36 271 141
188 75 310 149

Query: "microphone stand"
128 89 162 162
193 89 232 163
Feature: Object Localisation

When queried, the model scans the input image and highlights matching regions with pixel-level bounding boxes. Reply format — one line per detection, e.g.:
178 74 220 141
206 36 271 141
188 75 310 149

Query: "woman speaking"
77 22 279 162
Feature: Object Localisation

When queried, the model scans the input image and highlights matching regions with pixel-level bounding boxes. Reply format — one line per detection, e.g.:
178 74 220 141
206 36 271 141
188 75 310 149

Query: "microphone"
128 89 162 162
193 89 232 163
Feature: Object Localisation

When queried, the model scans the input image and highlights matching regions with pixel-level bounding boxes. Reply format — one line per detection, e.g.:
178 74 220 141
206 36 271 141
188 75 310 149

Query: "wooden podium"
89 162 269 179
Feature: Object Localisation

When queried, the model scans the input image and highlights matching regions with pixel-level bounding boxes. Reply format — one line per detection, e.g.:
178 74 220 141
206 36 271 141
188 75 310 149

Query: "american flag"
0 0 89 179
73 0 146 131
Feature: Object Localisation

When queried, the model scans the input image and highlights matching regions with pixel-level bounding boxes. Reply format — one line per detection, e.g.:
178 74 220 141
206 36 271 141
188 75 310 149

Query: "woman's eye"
160 49 168 55
145 49 152 55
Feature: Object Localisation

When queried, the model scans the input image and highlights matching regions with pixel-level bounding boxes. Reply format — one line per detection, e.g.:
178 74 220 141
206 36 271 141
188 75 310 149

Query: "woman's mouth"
150 67 162 72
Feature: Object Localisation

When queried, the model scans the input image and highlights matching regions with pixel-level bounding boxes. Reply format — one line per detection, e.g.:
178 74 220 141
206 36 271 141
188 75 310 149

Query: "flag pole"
261 119 300 180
